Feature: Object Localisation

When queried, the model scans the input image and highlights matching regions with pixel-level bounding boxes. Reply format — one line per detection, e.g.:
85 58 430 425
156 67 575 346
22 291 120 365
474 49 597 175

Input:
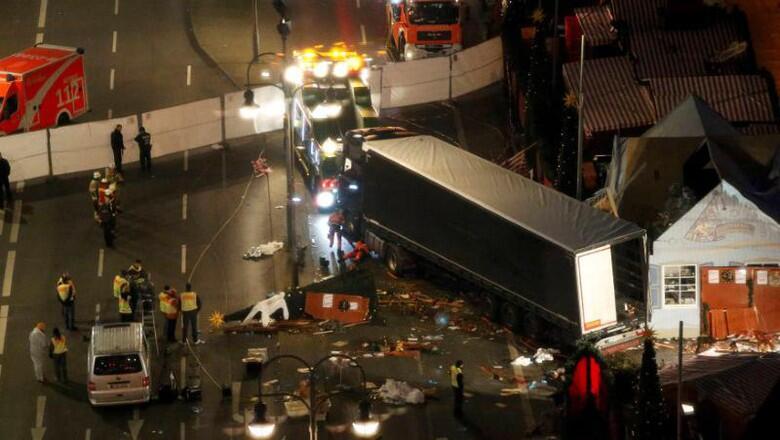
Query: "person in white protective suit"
29 322 49 383
242 292 289 327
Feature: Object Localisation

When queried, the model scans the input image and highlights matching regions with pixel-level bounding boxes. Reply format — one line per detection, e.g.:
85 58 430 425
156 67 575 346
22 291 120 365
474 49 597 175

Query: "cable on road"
186 160 263 284
184 339 223 391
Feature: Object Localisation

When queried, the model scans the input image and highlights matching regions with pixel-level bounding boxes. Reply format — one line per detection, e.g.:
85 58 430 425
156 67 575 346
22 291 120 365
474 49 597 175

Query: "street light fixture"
247 402 276 438
247 354 380 440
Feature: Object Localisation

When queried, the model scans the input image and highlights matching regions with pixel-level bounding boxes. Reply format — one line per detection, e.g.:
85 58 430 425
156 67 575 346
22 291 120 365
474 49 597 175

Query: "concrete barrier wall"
372 37 504 110
224 86 285 139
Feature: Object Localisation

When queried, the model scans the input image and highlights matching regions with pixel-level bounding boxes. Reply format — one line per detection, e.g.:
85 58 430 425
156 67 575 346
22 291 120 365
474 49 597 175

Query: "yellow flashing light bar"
293 44 366 76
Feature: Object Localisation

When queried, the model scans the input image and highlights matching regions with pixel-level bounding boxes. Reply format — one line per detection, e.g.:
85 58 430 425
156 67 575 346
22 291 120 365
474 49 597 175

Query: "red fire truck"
387 0 462 61
0 44 89 136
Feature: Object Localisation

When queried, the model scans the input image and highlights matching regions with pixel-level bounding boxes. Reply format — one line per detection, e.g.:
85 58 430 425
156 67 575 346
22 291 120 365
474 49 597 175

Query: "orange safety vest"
113 275 129 299
159 292 174 314
57 283 73 302
51 336 67 355
180 291 198 312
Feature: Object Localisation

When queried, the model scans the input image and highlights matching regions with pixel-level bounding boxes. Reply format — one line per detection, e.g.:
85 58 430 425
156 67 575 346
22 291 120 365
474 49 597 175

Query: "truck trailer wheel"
500 302 521 331
385 243 411 276
481 294 500 321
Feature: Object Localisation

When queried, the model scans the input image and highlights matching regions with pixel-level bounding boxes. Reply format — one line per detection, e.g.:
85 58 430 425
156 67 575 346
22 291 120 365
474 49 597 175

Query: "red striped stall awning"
649 75 775 123
562 57 655 136
575 5 615 47
632 21 746 79
610 0 664 31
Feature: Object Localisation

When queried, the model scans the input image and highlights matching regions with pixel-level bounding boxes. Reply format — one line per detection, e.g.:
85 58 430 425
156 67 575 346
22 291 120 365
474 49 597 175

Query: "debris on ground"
243 241 284 260
533 347 559 364
511 356 533 367
222 319 316 334
376 379 425 405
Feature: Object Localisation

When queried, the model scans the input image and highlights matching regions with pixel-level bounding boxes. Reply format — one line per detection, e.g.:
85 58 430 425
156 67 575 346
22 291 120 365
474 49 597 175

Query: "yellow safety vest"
180 291 198 312
113 276 129 299
51 336 67 355
159 292 173 314
450 365 462 388
118 296 132 314
57 283 72 302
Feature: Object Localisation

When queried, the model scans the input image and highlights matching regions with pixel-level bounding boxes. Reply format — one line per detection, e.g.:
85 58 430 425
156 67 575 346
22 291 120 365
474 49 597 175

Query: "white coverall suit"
29 327 48 381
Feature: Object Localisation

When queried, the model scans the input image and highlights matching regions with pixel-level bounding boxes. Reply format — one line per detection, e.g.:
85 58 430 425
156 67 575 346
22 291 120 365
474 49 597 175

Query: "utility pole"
575 35 585 200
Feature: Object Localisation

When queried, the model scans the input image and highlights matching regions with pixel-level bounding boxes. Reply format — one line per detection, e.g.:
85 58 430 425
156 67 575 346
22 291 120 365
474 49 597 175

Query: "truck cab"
0 80 21 134
387 0 462 61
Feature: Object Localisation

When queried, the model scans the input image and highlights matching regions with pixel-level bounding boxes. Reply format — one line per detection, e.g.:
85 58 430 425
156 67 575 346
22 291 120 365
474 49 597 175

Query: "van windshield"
408 2 459 25
94 355 142 375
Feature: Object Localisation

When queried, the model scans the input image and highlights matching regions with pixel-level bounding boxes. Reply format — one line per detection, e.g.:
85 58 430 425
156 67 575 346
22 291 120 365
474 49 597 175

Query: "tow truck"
387 0 463 61
290 45 377 210
0 44 89 136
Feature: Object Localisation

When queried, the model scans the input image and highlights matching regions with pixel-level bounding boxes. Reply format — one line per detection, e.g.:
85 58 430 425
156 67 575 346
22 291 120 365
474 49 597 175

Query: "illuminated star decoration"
209 311 225 329
564 92 578 108
531 8 545 24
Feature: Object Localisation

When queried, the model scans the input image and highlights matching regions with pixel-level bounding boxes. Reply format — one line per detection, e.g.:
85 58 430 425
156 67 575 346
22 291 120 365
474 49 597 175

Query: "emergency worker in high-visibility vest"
118 290 133 322
113 270 130 299
49 327 68 383
180 283 204 345
450 360 464 419
159 286 179 343
56 273 76 331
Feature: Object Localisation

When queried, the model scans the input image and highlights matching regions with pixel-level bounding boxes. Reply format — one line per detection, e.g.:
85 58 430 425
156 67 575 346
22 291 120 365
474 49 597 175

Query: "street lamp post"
247 354 380 440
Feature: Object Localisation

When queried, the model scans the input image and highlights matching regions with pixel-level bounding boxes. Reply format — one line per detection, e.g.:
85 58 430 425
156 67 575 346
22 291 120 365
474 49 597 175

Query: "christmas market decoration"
632 337 669 440
555 92 578 196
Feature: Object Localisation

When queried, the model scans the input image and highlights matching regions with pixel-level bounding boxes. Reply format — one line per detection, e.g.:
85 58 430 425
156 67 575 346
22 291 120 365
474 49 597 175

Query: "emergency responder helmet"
93 171 101 179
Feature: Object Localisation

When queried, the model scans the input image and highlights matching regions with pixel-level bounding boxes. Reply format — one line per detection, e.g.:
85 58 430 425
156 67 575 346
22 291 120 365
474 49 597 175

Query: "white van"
88 323 151 406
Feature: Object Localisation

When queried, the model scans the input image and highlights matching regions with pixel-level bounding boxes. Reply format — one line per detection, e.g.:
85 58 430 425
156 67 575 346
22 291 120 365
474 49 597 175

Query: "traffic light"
273 0 287 18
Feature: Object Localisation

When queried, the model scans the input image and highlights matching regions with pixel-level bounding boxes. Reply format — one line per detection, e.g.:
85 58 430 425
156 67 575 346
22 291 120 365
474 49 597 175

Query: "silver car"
88 323 151 406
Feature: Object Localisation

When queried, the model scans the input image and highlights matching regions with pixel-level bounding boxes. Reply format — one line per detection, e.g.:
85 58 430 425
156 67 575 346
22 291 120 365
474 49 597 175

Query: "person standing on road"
29 322 48 383
89 171 102 221
450 360 465 419
56 273 76 331
49 327 68 384
110 124 125 173
180 283 204 345
134 127 153 173
0 152 12 209
98 190 117 247
159 285 179 343
341 240 370 270
113 270 130 300
118 289 134 322
327 209 346 252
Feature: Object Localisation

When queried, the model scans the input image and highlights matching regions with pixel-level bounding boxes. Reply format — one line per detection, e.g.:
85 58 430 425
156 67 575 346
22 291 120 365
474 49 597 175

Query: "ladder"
138 273 159 357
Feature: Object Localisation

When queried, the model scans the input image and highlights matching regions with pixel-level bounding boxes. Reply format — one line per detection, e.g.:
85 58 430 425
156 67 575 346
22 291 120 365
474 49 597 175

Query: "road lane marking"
35 33 44 44
128 408 144 440
180 357 186 390
2 251 16 297
16 181 24 192
98 248 104 277
506 340 536 427
360 25 367 45
37 0 48 28
181 245 187 274
356 0 361 8
0 305 9 355
109 68 115 90
182 194 188 220
0 205 5 236
186 65 192 86
112 31 118 53
180 421 185 440
10 200 22 243
114 0 120 15
107 109 113 119
95 303 100 323
36 395 46 427
231 382 242 423
85 428 91 440
183 150 189 171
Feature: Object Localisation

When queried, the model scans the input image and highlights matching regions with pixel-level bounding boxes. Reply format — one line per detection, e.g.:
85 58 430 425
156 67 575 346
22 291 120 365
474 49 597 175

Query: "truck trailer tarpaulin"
346 133 648 339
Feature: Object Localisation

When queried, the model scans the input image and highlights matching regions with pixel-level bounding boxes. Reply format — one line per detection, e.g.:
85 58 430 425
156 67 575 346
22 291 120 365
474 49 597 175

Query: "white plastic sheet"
0 130 49 182
451 37 504 98
50 115 139 176
224 86 285 139
380 56 451 108
141 98 222 157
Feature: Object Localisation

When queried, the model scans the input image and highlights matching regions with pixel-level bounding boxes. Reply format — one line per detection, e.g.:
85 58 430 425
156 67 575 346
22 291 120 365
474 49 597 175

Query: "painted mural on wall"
684 184 777 243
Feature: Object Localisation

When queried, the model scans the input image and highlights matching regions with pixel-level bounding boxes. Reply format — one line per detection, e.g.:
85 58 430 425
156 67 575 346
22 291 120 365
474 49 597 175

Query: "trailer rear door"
576 245 618 334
